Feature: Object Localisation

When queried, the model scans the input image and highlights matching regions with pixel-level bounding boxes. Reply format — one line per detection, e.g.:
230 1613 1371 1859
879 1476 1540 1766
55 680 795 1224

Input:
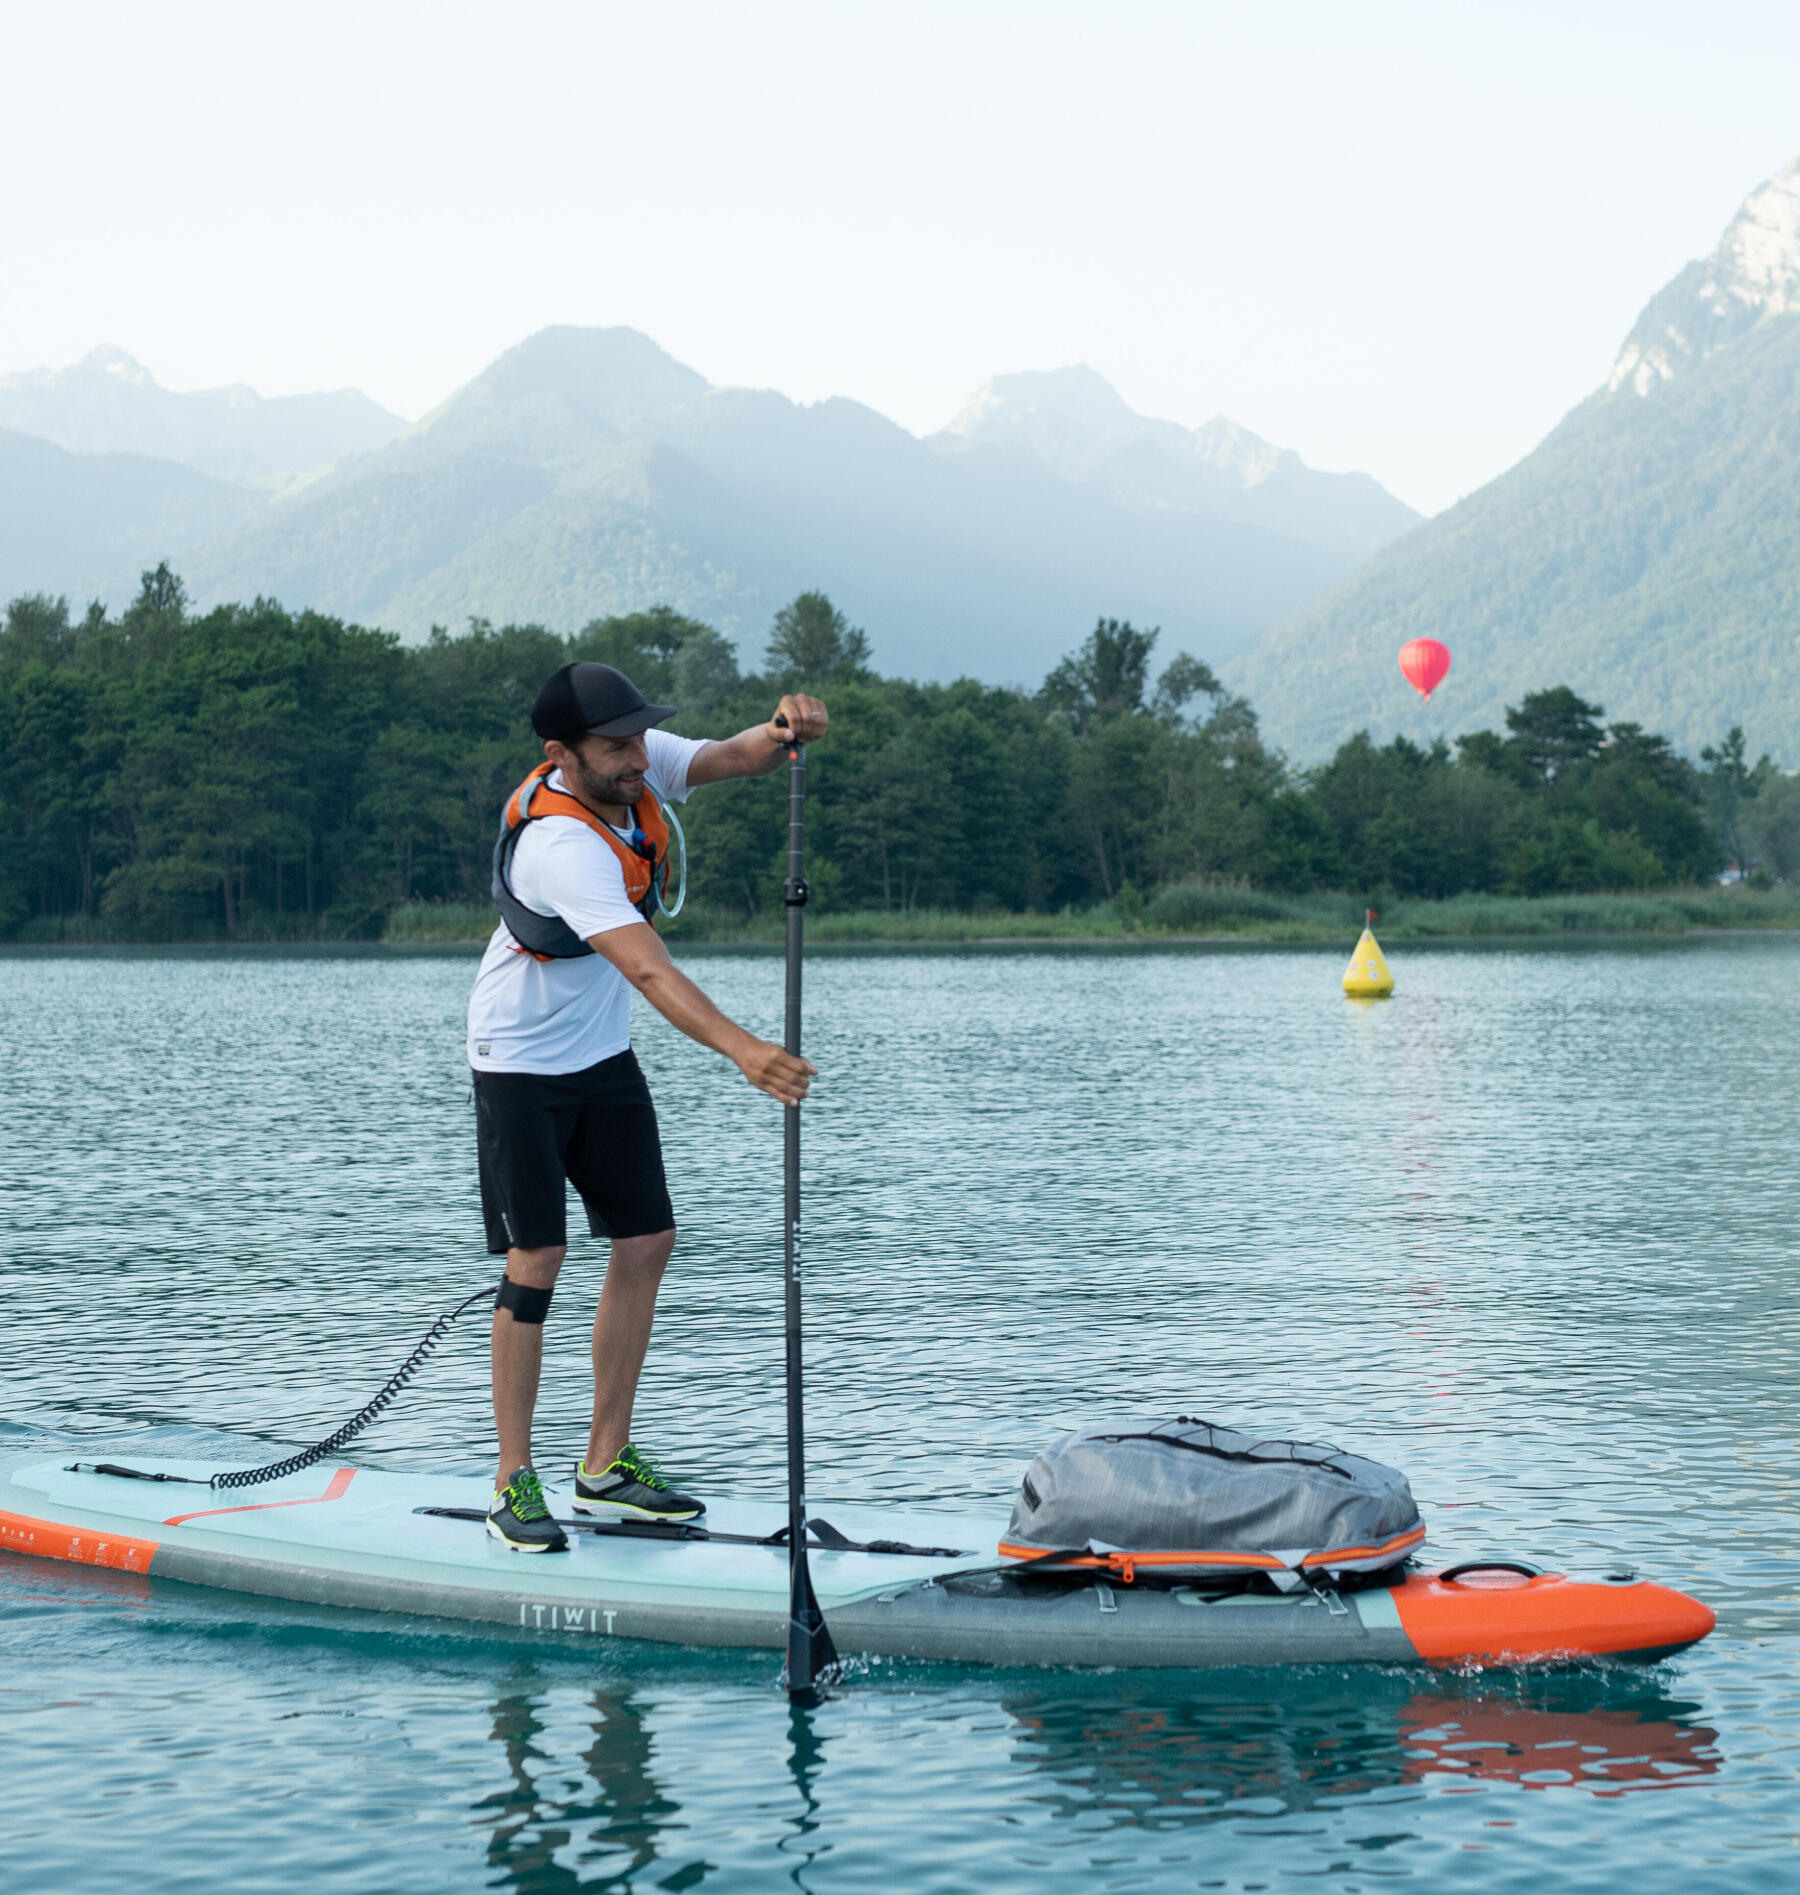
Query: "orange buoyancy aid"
490 762 672 960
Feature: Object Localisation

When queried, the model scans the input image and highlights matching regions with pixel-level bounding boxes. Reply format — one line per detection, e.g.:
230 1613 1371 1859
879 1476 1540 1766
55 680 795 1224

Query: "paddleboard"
0 1454 1715 1669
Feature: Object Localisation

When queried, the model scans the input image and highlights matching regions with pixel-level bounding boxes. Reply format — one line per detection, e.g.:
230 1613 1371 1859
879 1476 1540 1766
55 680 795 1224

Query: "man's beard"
565 751 640 808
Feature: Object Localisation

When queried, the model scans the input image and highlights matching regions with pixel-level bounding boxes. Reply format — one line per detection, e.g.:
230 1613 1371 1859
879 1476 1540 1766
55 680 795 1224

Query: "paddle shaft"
780 732 836 1701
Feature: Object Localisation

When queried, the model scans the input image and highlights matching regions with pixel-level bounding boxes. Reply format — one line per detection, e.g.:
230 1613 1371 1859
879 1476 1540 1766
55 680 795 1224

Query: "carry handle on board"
776 713 838 1703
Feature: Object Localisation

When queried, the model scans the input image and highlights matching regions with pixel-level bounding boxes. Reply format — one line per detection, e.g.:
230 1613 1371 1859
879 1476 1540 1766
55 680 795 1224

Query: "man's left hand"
768 694 829 748
689 695 833 788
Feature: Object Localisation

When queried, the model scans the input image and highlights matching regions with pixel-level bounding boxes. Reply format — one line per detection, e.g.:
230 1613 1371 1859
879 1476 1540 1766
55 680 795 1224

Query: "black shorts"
473 1050 674 1255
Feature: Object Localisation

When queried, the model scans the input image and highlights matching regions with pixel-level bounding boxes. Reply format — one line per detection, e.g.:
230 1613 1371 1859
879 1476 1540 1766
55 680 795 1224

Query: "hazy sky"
6 0 1800 513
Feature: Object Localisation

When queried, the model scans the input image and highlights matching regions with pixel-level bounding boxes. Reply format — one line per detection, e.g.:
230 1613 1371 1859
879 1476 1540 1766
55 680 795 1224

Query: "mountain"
0 329 1416 682
0 346 406 483
938 366 1419 561
167 328 1416 680
0 429 257 603
1229 158 1800 763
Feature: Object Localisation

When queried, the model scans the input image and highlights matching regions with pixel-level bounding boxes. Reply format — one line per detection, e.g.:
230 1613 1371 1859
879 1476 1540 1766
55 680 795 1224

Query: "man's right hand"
735 1038 817 1107
591 924 819 1106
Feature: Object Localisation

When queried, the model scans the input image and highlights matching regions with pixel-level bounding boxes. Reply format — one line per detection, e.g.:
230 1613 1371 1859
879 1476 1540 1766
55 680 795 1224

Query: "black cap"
531 662 675 742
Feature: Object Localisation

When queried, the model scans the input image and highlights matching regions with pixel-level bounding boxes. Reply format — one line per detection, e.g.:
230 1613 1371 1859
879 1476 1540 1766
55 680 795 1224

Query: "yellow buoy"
1342 909 1395 997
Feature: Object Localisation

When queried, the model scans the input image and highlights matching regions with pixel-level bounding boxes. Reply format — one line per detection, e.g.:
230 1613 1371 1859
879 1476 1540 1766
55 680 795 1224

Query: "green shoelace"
504 1468 552 1522
611 1444 669 1491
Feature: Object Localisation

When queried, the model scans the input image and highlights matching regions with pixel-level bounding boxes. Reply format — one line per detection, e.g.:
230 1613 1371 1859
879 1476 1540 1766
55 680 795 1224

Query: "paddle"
776 714 838 1704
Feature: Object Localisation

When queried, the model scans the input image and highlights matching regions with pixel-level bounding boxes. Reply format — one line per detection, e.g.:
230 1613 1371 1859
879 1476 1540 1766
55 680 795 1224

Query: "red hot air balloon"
1398 638 1451 700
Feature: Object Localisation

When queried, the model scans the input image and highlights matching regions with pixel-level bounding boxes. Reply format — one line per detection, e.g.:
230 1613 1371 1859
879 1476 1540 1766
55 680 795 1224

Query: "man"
467 659 827 1552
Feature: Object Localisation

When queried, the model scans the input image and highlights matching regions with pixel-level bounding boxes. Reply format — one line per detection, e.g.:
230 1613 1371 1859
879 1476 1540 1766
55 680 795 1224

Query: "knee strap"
495 1275 554 1324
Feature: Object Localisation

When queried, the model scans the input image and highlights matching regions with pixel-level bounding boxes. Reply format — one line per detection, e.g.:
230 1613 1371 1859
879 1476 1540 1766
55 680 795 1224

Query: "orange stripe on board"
0 1507 160 1573
164 1466 356 1527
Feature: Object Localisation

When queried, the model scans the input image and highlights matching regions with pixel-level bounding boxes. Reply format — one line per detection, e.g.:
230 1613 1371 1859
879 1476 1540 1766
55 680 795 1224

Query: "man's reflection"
476 1675 685 1892
475 1669 833 1894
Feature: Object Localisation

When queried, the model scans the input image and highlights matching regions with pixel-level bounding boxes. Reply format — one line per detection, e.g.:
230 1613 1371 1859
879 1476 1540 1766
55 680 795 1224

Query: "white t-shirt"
466 729 710 1074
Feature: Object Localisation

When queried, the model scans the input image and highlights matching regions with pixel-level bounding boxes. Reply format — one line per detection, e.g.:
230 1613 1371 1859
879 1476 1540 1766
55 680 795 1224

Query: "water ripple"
3 938 1798 1891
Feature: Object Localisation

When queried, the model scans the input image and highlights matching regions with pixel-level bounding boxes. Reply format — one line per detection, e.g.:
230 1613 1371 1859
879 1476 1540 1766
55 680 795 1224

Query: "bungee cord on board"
208 1284 499 1490
73 1283 497 1491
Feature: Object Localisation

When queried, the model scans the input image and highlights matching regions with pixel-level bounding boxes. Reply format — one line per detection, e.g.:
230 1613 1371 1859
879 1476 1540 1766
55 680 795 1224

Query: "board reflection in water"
463 1664 1719 1888
999 1670 1719 1822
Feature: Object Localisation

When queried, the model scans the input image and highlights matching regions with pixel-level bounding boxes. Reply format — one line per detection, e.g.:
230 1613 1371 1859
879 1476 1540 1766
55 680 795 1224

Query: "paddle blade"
786 1553 839 1704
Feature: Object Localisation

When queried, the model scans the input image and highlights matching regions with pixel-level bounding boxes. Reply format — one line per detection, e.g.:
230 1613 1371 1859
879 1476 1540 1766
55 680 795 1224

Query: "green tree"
1041 617 1158 735
571 606 742 720
1745 766 1800 883
1150 652 1224 728
1700 725 1757 872
1503 815 1664 894
1505 686 1606 786
764 592 870 687
0 658 111 922
1585 722 1713 882
1 593 75 667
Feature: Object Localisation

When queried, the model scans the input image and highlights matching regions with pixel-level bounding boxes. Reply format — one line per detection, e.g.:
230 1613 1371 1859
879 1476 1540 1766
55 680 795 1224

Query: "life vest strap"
491 763 672 960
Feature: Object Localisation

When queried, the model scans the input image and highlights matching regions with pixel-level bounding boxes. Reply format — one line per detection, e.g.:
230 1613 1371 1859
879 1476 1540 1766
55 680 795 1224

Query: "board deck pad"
0 1453 1717 1669
2 1455 996 1611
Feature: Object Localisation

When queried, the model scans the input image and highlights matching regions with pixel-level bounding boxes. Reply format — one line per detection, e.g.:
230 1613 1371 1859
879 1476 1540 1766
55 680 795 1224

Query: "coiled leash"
71 1283 497 1491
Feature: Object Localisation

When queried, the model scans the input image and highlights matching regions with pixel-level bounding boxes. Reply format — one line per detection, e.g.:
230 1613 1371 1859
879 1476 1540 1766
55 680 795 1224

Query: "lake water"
2 937 1798 1893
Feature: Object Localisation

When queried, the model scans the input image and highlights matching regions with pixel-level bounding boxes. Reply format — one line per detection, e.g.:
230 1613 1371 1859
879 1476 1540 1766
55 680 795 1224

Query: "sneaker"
572 1444 705 1522
486 1467 570 1553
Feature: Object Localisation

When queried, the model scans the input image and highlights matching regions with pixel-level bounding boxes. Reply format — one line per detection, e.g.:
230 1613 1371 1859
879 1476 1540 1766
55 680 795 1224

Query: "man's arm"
686 692 828 788
589 922 814 1106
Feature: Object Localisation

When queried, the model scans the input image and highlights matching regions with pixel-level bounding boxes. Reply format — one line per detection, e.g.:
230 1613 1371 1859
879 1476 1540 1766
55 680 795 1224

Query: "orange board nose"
1395 1571 1716 1663
0 1507 160 1574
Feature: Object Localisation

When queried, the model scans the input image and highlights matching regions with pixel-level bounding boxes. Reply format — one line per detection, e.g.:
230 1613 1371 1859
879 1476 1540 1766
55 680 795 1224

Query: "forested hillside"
1231 157 1800 764
0 429 257 602
3 568 1792 944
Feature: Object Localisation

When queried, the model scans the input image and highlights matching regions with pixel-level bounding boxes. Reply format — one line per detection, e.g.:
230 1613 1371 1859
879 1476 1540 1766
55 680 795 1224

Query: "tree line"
1 565 1793 941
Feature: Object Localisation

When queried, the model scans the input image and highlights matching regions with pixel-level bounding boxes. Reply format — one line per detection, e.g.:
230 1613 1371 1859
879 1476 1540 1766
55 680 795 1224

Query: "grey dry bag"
1002 1417 1425 1587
